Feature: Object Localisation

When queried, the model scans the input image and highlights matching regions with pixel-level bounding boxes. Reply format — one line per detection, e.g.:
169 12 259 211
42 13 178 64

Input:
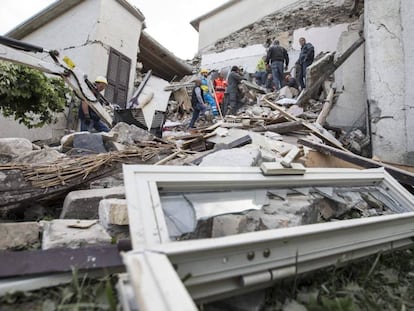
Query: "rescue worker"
200 69 218 116
213 72 227 106
296 37 315 89
78 76 110 132
265 40 289 91
189 79 207 128
223 66 245 116
255 55 267 86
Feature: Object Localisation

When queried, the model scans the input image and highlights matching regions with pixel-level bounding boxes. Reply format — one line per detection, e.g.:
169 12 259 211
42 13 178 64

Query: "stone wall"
201 0 362 54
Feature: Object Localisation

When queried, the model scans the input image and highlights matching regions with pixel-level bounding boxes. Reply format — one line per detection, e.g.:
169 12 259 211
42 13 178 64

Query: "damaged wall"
1 0 144 141
365 0 414 165
19 0 143 98
327 18 365 130
196 0 359 54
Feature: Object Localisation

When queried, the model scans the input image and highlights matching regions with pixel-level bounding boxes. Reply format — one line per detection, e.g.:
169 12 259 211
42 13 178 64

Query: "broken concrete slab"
41 219 111 250
207 128 252 149
0 222 40 250
60 187 125 219
201 44 266 74
199 146 261 167
99 199 129 227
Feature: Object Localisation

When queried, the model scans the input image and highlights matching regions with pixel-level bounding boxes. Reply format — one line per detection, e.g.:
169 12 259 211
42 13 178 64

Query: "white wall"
23 0 142 97
0 0 143 141
327 30 365 129
197 0 345 50
292 24 349 55
365 0 413 165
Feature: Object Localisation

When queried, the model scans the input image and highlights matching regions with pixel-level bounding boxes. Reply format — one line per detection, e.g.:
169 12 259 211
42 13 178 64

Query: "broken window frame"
121 165 414 311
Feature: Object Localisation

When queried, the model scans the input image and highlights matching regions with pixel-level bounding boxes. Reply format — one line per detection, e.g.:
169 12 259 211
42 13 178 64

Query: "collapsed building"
1 0 414 310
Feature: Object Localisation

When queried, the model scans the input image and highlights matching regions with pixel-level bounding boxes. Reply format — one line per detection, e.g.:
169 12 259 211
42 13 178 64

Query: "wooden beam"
252 120 304 133
264 98 347 151
298 138 414 186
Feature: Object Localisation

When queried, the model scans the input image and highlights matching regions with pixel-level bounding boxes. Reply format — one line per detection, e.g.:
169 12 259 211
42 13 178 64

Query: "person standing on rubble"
78 76 110 133
265 40 289 91
255 55 267 86
296 37 315 89
223 66 246 116
189 79 207 129
213 72 227 106
200 69 218 117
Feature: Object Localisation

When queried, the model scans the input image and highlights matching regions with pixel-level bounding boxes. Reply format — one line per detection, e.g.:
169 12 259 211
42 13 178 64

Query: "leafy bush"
0 61 71 128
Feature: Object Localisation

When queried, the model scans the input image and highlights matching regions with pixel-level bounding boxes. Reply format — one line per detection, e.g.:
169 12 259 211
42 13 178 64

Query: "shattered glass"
159 184 406 238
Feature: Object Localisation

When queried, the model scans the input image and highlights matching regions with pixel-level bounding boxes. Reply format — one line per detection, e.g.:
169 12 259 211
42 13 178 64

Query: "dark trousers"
270 61 284 90
80 118 110 132
298 62 311 89
189 102 206 128
223 92 242 116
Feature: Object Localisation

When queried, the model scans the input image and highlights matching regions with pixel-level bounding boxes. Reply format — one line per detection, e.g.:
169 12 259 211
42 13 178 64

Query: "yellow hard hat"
200 69 209 74
95 76 108 85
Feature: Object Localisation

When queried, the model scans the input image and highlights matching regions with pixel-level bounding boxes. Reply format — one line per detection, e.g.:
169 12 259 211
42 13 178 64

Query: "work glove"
84 114 91 126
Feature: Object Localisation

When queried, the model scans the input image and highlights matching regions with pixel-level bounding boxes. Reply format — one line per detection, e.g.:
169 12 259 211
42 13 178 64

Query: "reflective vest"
214 78 227 92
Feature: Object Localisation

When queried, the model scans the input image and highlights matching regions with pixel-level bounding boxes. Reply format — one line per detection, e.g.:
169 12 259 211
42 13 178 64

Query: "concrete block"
60 187 125 219
199 146 261 167
99 199 129 227
207 128 252 149
211 215 247 237
42 219 111 250
0 222 40 250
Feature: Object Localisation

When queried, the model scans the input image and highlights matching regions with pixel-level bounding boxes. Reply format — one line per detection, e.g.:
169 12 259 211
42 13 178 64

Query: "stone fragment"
211 214 248 237
60 187 125 219
110 122 156 145
99 199 129 227
0 222 40 250
41 219 111 250
73 133 107 154
199 146 261 167
0 138 33 156
13 148 64 164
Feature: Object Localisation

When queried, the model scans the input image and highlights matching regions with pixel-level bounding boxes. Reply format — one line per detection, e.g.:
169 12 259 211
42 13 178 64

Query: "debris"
0 222 40 250
41 219 112 250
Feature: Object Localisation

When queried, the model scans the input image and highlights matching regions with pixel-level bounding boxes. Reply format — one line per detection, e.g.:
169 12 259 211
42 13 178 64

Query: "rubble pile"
0 73 381 249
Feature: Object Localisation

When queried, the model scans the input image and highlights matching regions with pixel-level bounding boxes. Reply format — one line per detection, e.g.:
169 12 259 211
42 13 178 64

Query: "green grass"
265 248 414 311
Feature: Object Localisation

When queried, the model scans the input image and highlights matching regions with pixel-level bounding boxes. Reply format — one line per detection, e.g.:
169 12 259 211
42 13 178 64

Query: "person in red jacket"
213 72 227 106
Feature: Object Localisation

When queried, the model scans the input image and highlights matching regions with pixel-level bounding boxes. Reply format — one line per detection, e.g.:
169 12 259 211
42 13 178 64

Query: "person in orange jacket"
213 72 227 105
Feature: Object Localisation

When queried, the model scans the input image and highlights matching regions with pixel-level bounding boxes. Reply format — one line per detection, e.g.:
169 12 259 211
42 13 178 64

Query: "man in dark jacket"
296 37 315 89
265 40 289 91
223 66 245 116
189 79 207 128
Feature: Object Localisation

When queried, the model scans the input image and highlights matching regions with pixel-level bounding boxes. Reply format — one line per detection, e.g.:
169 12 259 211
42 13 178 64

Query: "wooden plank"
316 87 335 126
0 245 125 278
264 98 347 151
281 146 300 167
298 138 414 186
252 120 304 133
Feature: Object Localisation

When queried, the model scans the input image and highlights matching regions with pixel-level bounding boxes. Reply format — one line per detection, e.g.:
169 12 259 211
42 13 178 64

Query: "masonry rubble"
2 1 414 309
